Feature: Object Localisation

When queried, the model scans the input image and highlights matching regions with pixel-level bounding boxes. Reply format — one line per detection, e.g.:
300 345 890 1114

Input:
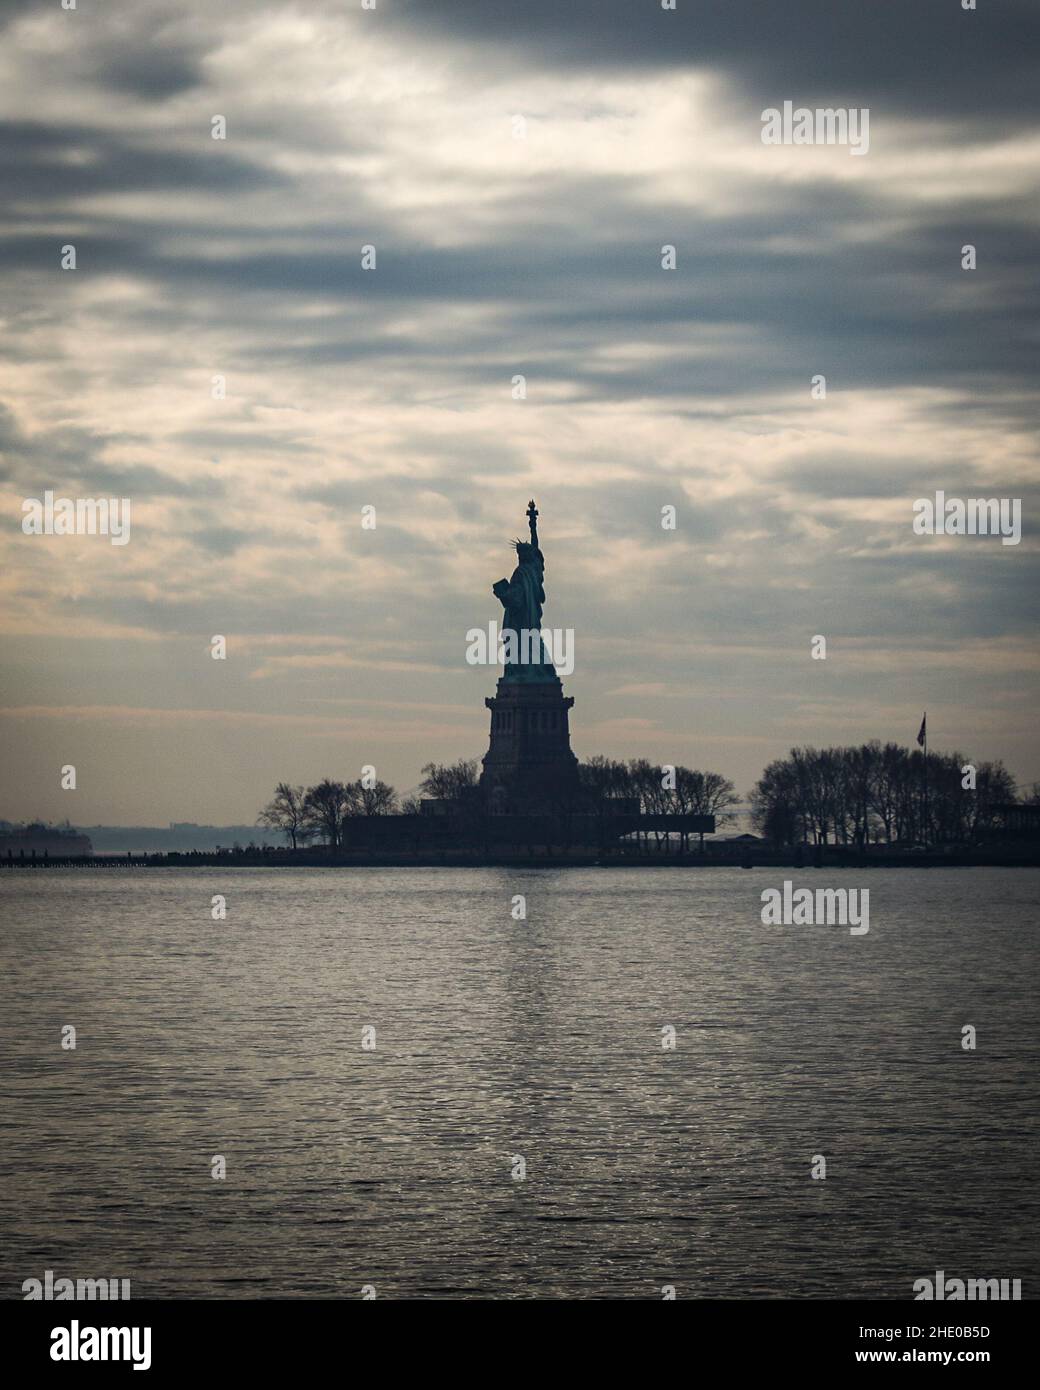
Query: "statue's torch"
527 498 539 548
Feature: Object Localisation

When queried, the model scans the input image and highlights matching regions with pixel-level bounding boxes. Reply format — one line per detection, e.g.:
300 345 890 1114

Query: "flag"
916 713 927 747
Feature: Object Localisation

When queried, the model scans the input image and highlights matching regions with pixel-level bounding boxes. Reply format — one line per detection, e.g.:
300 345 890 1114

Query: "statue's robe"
495 551 555 681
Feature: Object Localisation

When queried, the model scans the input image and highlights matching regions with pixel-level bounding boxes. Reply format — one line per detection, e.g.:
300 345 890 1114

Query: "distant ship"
0 822 93 859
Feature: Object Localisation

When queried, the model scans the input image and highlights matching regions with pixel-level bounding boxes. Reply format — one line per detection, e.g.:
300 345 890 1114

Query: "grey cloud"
94 43 206 100
191 524 251 555
0 122 287 203
0 406 224 499
386 0 1040 122
779 456 953 500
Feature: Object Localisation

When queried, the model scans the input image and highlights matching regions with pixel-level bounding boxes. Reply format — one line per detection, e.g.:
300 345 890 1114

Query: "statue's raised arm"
527 498 539 552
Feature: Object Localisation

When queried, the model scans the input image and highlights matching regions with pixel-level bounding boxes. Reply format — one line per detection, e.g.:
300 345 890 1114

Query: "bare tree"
346 779 399 816
419 758 479 801
673 767 740 850
302 779 349 849
579 755 630 802
258 782 309 850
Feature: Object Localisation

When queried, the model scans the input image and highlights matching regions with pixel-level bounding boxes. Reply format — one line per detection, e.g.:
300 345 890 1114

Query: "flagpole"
923 711 929 849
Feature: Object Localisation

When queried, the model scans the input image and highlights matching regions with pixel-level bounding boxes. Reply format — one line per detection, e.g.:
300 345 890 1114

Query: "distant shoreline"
4 848 1039 871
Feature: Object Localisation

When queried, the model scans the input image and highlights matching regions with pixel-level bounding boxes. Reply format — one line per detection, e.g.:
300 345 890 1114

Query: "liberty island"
6 500 1035 867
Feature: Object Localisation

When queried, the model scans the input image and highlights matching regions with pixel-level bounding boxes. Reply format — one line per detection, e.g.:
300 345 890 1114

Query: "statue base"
479 677 581 815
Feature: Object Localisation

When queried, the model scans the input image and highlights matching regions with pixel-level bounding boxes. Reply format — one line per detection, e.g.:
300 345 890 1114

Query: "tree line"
258 762 484 848
577 756 739 818
258 777 399 850
259 742 1023 849
257 757 740 847
750 742 1016 847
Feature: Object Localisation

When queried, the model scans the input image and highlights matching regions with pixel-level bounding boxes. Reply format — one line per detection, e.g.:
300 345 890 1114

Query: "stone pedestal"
479 677 580 814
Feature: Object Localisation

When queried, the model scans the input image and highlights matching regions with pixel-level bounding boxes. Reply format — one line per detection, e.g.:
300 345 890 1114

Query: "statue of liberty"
492 499 556 682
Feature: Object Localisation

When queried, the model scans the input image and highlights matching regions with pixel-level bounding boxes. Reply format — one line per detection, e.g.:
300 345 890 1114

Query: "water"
1 866 1037 1300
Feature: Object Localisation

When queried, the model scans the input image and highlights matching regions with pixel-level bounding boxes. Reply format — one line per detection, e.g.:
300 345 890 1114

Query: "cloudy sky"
1 0 1038 825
